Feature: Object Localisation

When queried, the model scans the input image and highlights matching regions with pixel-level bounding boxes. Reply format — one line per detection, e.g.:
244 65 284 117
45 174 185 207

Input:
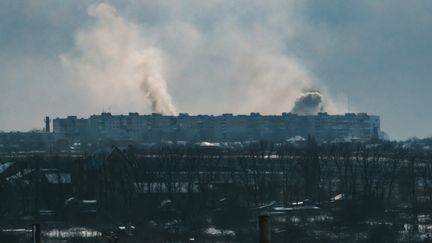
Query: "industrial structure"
51 112 381 143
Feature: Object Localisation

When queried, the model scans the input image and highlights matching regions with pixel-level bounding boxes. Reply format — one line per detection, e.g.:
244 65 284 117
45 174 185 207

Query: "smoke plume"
135 1 344 115
60 2 344 117
291 91 325 115
61 3 176 115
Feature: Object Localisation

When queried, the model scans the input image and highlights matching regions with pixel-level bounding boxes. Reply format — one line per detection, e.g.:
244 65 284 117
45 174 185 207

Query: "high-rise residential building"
52 112 381 143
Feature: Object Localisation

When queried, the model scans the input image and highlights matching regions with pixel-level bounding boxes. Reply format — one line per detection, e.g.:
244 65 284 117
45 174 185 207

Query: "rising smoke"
61 2 343 116
61 3 176 115
291 91 325 115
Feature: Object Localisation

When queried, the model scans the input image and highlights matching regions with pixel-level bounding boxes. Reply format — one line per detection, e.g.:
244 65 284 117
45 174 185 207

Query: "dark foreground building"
52 112 381 143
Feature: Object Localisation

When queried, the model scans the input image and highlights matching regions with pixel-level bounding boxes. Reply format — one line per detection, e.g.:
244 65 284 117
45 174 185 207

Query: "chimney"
44 116 50 133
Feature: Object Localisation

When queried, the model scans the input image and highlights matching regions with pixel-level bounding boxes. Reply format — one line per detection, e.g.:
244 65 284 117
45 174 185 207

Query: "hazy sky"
1 0 431 140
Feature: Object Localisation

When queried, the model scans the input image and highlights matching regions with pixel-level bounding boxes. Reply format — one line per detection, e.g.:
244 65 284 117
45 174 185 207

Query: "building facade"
52 112 381 143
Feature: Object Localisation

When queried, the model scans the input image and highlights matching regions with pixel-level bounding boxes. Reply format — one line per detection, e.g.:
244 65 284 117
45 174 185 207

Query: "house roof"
44 173 71 184
0 162 14 175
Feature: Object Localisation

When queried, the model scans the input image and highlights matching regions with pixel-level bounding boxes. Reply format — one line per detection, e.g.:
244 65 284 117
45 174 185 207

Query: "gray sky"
0 0 431 140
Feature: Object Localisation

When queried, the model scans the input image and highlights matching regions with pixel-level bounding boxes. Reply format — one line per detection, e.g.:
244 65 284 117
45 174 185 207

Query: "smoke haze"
62 3 176 115
13 0 432 139
61 2 341 116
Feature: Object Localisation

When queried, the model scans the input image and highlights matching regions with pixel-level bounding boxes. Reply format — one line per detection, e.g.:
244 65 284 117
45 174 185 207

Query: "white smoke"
138 1 343 115
61 2 344 116
61 3 176 115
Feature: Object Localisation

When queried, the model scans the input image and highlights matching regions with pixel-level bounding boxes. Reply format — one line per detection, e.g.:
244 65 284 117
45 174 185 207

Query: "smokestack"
44 116 50 133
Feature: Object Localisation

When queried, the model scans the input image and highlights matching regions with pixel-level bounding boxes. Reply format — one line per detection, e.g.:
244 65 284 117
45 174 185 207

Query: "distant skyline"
1 1 431 140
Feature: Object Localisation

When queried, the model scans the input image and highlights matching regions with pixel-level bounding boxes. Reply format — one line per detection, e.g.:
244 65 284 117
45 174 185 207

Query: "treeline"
128 139 432 206
1 139 432 223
